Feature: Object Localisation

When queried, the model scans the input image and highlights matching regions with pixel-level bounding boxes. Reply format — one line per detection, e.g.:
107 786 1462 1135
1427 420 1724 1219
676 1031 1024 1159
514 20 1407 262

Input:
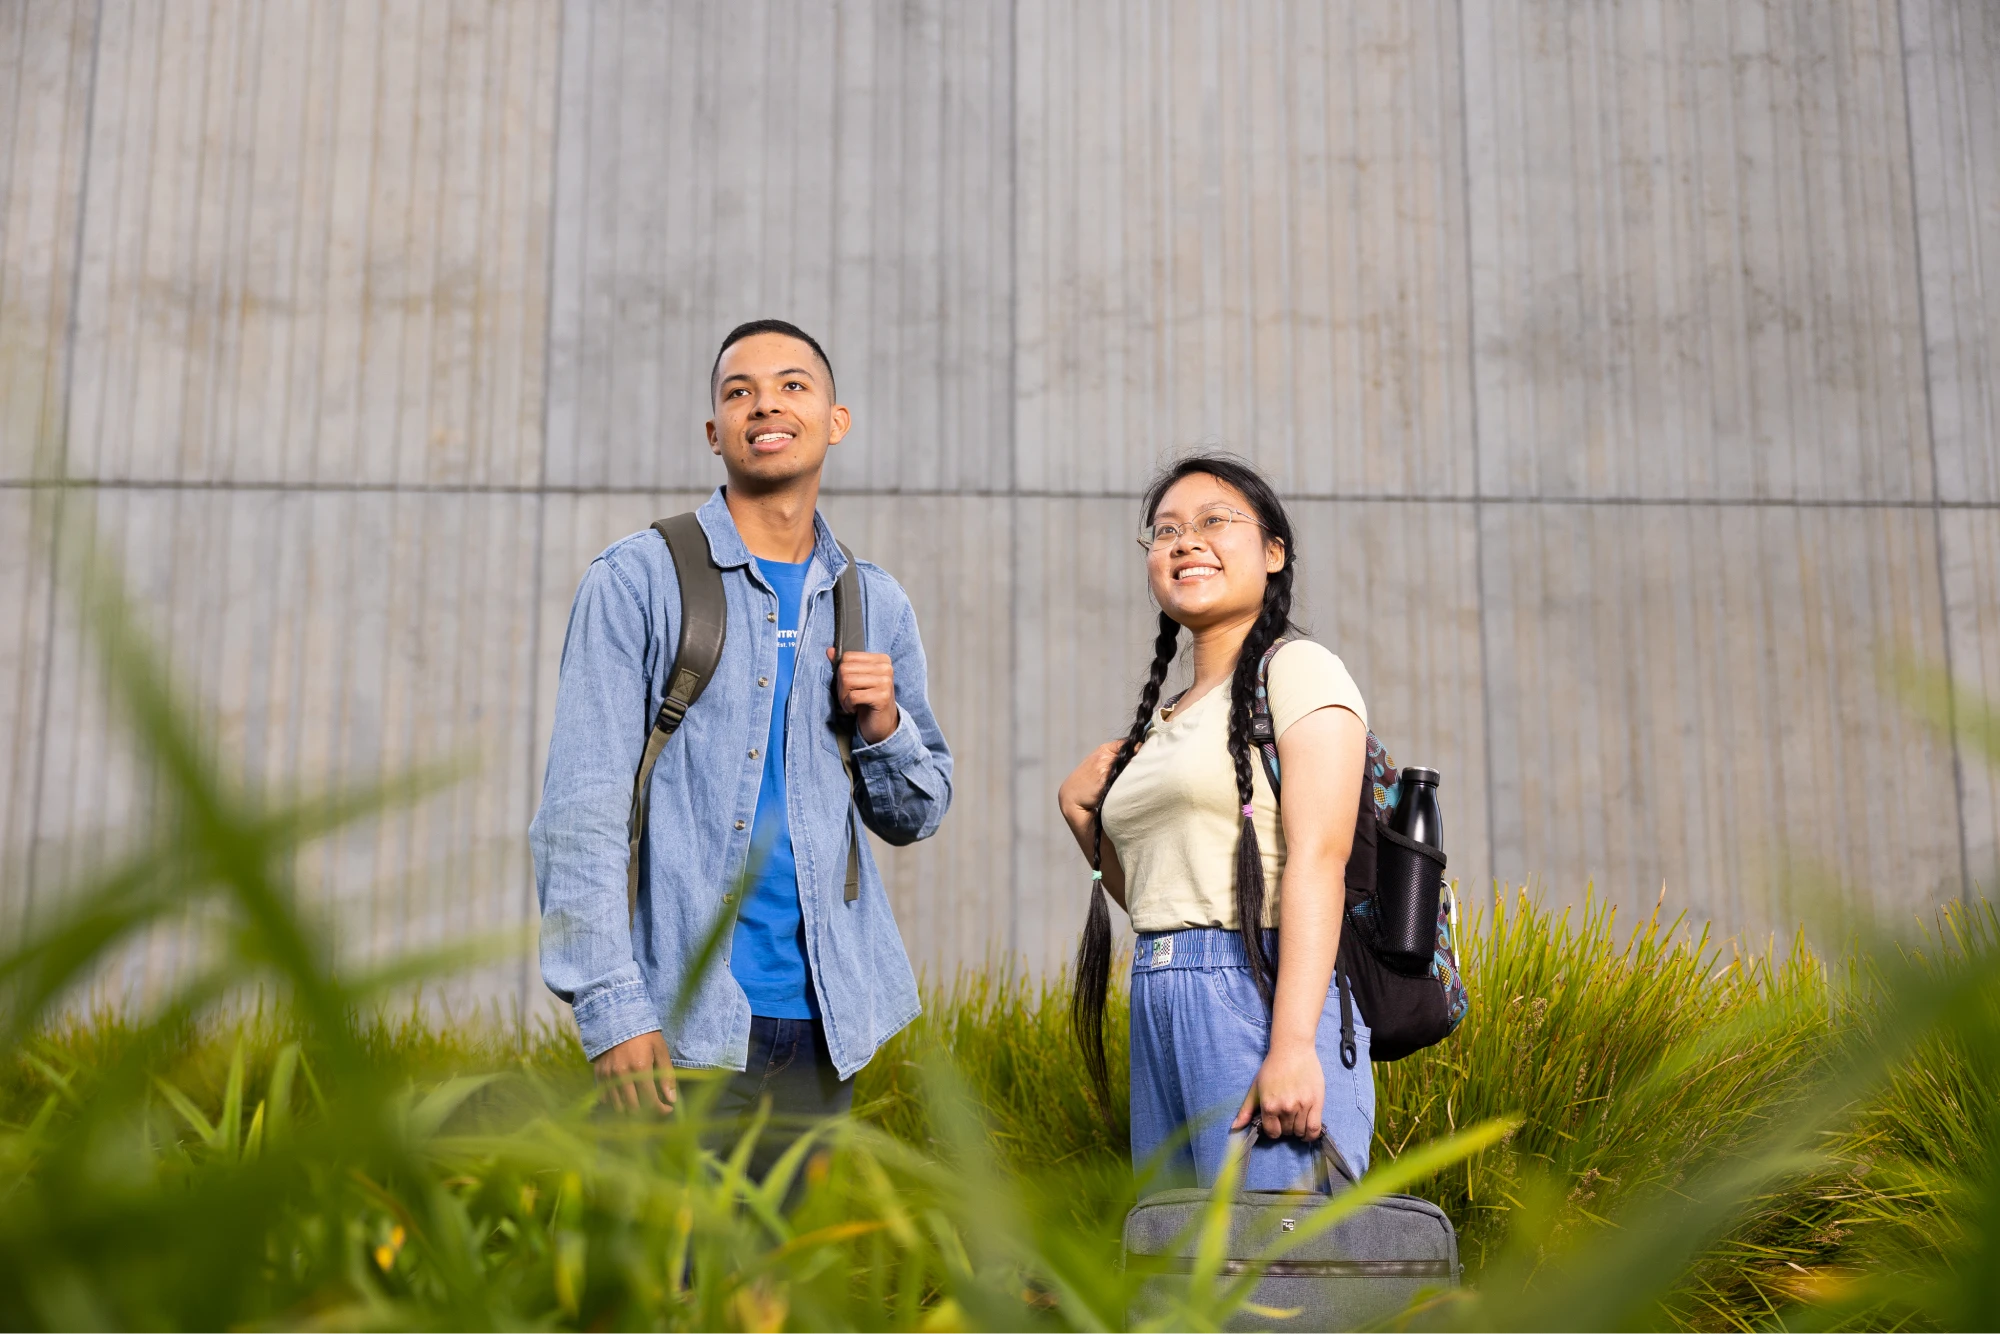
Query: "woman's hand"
1057 740 1131 906
1233 1039 1327 1141
1058 740 1125 826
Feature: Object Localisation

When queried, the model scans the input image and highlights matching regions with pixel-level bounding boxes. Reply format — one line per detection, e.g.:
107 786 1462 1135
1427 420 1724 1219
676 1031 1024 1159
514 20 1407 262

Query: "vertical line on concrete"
1005 0 1022 965
1000 0 1016 964
521 0 568 1009
1896 0 1973 906
26 0 106 918
1454 0 1499 896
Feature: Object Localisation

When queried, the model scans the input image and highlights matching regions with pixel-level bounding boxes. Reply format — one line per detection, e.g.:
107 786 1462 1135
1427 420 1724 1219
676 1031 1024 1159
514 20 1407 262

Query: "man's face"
706 333 849 487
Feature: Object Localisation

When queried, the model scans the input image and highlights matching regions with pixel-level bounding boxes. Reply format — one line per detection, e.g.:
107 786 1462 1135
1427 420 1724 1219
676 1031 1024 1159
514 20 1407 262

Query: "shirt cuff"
572 979 662 1060
849 705 924 767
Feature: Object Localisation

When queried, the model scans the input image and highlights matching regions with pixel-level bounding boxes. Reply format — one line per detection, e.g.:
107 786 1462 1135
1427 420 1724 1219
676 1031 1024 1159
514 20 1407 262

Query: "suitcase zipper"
1146 1257 1453 1278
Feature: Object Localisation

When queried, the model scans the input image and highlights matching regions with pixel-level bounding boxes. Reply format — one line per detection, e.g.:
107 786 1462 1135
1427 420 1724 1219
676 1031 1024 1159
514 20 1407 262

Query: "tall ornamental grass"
2 543 1995 1329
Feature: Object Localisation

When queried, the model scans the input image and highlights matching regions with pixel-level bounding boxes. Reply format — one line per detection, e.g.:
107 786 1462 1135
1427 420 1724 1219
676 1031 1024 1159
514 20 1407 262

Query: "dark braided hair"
1072 610 1181 1099
1070 453 1299 1103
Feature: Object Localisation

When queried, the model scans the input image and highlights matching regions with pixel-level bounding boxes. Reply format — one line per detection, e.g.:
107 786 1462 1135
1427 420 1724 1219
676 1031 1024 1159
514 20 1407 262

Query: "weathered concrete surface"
2 1 1995 1011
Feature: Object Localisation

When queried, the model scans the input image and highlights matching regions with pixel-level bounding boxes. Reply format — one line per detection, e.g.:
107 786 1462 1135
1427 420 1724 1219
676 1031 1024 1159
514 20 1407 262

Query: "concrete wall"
3 0 1996 1010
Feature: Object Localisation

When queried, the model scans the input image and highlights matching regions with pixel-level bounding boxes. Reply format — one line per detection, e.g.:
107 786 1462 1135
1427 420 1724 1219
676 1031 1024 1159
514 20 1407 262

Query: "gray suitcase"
1123 1135 1460 1331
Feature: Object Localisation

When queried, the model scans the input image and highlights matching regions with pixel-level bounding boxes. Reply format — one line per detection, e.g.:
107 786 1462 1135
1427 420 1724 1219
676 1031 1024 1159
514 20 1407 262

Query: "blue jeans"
1130 928 1375 1192
711 1016 853 1181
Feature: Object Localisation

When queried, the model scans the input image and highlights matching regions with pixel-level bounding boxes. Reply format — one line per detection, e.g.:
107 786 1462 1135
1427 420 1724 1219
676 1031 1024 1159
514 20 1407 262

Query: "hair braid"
1072 611 1181 1103
1225 565 1296 1005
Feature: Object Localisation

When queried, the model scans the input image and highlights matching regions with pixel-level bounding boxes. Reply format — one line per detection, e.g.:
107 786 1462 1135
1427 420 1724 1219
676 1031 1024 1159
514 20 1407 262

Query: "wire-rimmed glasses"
1137 505 1264 552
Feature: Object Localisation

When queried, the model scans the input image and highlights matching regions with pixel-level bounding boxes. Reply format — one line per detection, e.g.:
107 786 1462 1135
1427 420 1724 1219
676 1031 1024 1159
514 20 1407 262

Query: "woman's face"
1145 473 1286 630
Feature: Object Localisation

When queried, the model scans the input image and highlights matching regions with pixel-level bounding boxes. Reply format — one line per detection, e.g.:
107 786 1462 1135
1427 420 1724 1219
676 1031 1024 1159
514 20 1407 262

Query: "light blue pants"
1129 927 1375 1192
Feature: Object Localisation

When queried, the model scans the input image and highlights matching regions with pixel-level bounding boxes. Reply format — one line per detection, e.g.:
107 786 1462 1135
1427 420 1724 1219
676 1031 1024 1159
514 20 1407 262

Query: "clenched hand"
828 648 898 744
1232 1040 1326 1142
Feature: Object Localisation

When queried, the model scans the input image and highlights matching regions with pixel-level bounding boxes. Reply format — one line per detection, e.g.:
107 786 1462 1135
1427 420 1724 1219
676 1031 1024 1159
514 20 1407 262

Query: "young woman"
1059 455 1373 1190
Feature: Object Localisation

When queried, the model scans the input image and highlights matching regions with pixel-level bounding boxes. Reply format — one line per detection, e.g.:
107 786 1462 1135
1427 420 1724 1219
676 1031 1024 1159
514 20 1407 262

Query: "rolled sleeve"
851 706 934 795
571 979 663 1060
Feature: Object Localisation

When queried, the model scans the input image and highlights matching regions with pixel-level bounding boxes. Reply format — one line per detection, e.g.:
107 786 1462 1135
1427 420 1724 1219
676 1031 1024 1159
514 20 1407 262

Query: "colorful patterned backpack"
1248 641 1470 1063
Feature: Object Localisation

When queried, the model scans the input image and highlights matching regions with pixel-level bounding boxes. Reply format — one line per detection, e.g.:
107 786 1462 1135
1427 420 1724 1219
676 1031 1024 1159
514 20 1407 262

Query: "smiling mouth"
748 430 795 452
1174 564 1220 582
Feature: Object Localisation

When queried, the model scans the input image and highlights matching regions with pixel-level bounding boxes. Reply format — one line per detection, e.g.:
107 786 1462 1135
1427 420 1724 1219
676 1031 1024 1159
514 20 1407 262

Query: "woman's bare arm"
1234 703 1366 1140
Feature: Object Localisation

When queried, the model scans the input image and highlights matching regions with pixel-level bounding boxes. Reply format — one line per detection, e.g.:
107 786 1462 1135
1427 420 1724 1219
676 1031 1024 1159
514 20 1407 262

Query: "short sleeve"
1266 639 1367 739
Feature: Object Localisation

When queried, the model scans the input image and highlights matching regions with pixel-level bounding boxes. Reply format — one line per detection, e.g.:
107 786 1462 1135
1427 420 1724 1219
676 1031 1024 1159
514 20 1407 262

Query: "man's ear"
706 417 721 456
827 402 852 446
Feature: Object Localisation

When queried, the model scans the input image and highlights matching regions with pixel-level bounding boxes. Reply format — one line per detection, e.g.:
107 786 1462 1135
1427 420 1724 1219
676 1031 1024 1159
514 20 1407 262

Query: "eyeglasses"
1137 505 1264 552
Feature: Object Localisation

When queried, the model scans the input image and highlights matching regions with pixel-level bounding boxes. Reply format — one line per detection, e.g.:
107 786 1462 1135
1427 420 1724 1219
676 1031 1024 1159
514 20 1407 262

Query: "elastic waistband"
1131 927 1278 971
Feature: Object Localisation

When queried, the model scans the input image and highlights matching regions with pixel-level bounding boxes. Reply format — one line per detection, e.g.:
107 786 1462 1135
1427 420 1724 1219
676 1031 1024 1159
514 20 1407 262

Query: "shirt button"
722 891 735 903
748 748 760 759
734 819 746 831
758 676 769 687
767 611 777 622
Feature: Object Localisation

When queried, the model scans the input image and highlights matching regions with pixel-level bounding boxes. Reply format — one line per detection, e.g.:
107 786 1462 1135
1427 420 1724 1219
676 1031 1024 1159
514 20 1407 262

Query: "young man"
531 320 952 1154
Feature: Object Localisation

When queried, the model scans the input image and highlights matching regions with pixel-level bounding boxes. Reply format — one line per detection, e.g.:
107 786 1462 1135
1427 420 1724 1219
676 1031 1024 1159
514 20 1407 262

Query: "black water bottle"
1377 767 1445 972
1391 767 1443 851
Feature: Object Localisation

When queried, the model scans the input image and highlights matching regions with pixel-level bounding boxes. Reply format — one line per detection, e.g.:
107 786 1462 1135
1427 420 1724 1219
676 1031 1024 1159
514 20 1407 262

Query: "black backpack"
1248 640 1469 1063
621 513 868 920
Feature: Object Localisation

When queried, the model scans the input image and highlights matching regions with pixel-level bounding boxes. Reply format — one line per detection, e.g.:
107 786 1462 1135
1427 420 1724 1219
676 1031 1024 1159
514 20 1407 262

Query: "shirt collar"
695 486 850 586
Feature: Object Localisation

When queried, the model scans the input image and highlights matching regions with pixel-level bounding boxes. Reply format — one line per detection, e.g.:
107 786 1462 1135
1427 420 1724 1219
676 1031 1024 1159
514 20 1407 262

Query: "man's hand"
592 1031 677 1115
829 648 899 745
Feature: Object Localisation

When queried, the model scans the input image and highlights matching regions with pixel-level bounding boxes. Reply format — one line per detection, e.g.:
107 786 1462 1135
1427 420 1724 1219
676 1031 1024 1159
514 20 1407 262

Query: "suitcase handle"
1232 1127 1359 1194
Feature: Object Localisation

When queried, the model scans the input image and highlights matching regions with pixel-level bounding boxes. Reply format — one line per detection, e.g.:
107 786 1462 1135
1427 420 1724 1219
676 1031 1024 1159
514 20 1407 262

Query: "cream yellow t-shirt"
1100 639 1367 933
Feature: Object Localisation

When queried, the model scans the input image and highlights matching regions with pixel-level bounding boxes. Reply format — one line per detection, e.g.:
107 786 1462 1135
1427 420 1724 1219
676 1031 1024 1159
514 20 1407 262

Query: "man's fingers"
642 1074 670 1116
654 1056 679 1114
830 652 895 727
606 1074 635 1113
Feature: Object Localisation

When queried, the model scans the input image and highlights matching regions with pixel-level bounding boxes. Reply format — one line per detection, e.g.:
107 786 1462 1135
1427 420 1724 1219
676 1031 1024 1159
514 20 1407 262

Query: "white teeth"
1176 566 1219 581
752 432 792 444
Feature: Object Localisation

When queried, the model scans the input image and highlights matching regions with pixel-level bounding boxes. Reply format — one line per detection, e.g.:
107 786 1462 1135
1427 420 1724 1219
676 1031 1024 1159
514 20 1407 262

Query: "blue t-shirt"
729 557 818 1018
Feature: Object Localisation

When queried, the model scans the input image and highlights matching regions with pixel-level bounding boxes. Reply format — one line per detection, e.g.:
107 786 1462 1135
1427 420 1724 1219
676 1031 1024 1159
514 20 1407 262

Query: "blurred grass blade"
405 1075 501 1142
1888 653 2000 771
152 1076 219 1147
265 1043 299 1143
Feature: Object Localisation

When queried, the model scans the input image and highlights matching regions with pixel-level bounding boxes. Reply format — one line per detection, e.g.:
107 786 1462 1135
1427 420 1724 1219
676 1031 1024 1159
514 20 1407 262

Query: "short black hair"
709 319 836 404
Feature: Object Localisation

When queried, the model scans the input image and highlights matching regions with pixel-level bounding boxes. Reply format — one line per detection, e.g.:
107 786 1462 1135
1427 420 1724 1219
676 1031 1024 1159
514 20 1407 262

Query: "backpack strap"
832 543 865 902
627 514 728 922
1248 639 1397 914
1246 638 1289 794
1248 639 1398 814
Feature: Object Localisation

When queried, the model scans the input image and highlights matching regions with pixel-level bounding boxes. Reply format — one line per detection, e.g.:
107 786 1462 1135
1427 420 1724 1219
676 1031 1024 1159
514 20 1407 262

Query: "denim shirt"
530 489 952 1079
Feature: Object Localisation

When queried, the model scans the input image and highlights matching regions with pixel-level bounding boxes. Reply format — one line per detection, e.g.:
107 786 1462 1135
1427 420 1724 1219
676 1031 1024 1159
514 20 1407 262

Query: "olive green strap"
833 543 865 903
628 526 867 920
627 514 727 922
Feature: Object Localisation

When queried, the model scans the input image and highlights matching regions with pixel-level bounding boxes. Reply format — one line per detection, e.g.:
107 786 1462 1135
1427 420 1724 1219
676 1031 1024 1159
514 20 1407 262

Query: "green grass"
4 898 1995 1329
3 533 1996 1330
